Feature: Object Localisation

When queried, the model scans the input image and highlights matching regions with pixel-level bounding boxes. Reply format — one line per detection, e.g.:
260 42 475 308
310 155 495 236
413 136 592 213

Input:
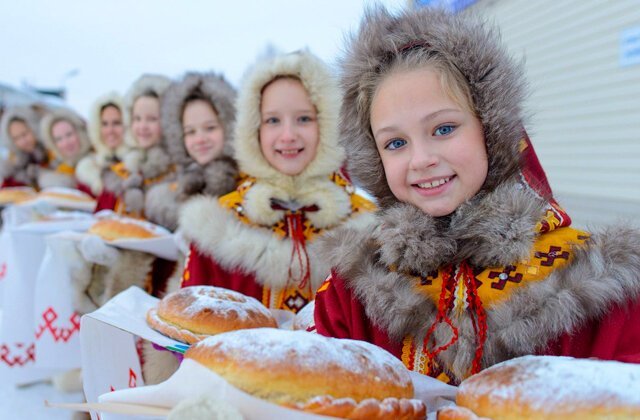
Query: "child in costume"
314 7 640 385
145 72 238 231
38 108 92 192
75 92 129 197
95 74 174 219
0 106 49 188
179 51 375 313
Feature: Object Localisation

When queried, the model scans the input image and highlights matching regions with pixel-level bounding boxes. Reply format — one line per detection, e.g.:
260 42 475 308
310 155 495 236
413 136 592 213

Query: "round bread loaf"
0 187 37 204
89 218 159 241
185 328 421 415
40 189 94 202
147 286 277 344
452 355 640 420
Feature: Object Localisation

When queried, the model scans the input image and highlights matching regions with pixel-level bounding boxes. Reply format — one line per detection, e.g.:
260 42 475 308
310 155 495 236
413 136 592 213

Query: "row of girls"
4 5 640 400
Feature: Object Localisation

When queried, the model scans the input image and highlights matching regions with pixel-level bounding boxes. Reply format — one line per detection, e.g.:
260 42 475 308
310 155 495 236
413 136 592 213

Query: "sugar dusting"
468 355 640 413
179 286 273 321
190 328 410 386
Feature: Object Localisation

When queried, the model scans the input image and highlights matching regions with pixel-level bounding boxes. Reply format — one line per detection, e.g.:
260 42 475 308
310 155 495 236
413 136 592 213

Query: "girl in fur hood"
179 51 375 313
38 107 93 192
75 92 129 197
313 7 640 385
95 74 175 219
144 72 238 231
0 105 49 188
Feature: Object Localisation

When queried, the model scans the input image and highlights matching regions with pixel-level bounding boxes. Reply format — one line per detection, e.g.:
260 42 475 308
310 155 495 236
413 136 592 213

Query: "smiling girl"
313 7 640 385
75 92 129 197
144 72 238 231
0 106 49 188
39 108 92 191
178 51 375 313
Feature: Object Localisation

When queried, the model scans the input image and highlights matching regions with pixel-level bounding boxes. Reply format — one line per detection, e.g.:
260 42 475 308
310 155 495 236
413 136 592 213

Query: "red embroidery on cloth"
34 307 80 342
0 342 35 367
0 262 7 280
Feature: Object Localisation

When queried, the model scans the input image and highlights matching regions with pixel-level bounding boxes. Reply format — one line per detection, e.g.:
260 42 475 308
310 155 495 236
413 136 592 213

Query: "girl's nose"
280 120 296 142
409 141 438 170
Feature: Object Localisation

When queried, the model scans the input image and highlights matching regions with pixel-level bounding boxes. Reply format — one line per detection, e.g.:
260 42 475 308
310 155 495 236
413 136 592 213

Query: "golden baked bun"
147 286 277 344
185 328 426 419
452 355 640 420
39 189 94 202
0 187 37 204
88 218 159 241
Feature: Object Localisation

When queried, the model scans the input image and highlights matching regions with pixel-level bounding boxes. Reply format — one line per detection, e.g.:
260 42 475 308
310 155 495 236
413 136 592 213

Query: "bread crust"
455 355 640 420
88 219 159 241
185 328 425 418
147 286 277 344
0 187 36 204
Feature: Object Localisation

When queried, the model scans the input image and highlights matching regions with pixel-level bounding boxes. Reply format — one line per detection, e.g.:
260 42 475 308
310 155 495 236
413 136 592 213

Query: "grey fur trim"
372 181 544 275
339 6 526 208
102 166 124 195
176 158 238 200
323 216 640 382
450 181 546 267
144 182 179 231
123 188 144 214
140 145 172 179
162 72 237 169
1 143 48 186
37 168 77 189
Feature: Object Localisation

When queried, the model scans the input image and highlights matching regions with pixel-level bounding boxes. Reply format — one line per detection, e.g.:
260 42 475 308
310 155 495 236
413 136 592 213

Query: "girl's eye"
299 115 313 123
265 117 279 124
385 138 407 150
434 124 456 136
206 125 218 131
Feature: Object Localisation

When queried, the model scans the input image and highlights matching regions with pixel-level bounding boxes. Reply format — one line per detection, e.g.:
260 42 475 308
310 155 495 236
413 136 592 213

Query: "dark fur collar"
318 183 640 381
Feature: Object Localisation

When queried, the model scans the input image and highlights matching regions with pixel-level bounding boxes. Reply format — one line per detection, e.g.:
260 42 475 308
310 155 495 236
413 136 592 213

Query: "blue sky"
0 0 405 118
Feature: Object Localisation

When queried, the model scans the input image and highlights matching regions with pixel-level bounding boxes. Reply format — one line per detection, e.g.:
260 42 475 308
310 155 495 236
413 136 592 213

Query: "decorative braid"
285 211 311 289
422 265 459 376
461 261 487 375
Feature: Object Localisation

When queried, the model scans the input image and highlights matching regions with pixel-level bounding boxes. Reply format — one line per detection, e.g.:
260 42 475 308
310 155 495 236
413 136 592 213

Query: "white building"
417 0 640 228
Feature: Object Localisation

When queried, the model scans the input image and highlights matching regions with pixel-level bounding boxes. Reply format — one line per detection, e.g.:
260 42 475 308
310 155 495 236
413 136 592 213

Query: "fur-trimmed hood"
39 107 92 167
339 6 528 209
123 74 171 148
0 106 49 184
234 50 345 191
88 91 130 164
1 105 42 152
76 92 130 194
161 72 238 200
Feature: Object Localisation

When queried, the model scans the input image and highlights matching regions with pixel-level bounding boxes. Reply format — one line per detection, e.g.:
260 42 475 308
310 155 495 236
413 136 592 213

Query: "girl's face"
8 120 36 153
182 99 225 166
370 67 488 217
51 119 81 160
131 96 162 149
259 78 319 176
100 105 124 150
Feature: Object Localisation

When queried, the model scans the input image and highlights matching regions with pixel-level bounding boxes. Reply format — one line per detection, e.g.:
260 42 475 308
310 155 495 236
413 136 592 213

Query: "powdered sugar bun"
89 218 159 241
185 328 425 419
454 355 640 419
146 286 277 344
